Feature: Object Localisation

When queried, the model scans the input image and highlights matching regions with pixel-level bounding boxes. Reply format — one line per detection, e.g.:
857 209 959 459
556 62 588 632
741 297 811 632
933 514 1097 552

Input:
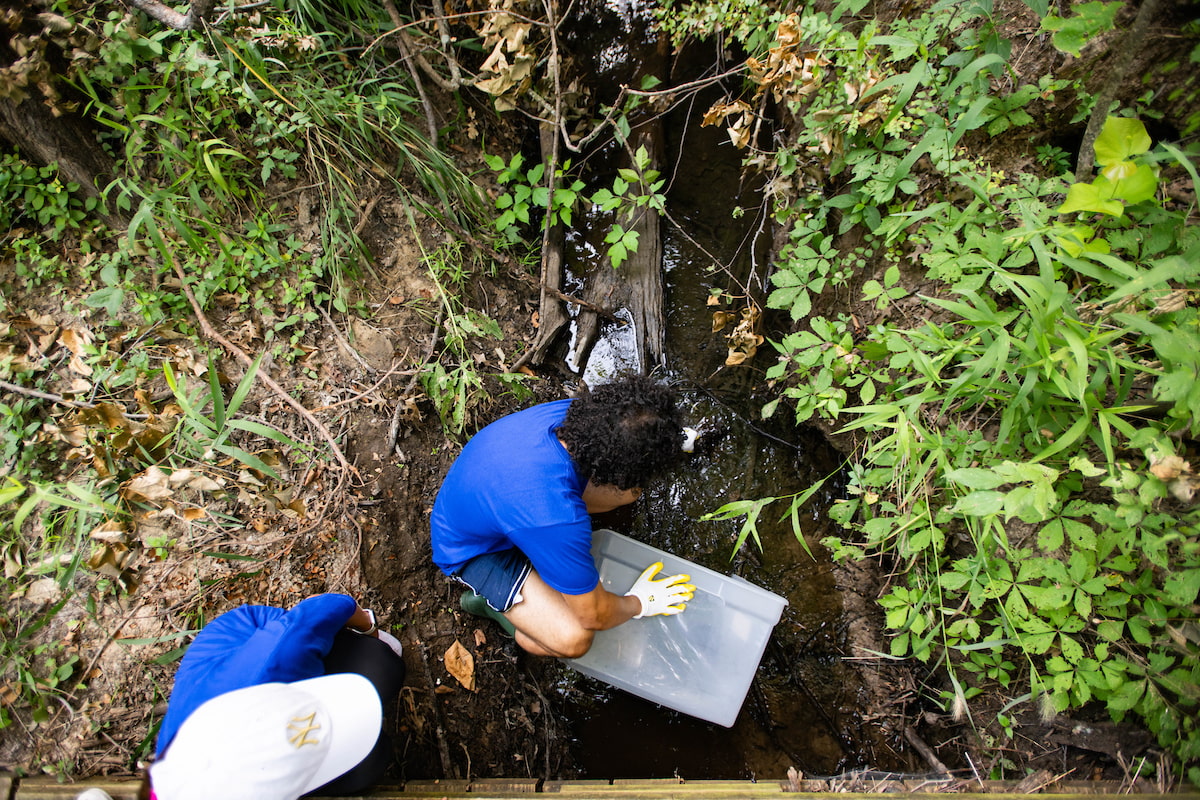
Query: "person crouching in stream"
430 374 697 658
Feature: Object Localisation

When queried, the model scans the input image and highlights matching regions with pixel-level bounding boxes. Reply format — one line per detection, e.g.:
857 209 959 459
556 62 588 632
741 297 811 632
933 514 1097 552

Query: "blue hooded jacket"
155 593 356 755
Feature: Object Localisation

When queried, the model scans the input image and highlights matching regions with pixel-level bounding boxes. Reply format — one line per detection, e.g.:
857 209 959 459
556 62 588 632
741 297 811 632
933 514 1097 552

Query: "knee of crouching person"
558 628 595 659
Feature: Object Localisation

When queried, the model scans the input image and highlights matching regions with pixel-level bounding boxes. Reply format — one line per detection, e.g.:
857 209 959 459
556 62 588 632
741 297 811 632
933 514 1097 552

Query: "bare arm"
345 603 380 638
562 582 641 631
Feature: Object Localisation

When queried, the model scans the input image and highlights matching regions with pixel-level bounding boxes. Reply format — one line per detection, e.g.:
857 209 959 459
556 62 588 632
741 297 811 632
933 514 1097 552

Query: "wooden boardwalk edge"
7 776 1200 800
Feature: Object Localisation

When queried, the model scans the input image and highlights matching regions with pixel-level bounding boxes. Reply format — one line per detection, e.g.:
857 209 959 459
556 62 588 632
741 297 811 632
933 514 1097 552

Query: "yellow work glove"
624 562 696 619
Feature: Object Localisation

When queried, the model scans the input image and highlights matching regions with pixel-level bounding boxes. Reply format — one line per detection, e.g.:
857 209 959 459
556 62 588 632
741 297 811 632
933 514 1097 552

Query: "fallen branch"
170 259 354 473
0 378 96 409
904 726 952 776
122 0 216 30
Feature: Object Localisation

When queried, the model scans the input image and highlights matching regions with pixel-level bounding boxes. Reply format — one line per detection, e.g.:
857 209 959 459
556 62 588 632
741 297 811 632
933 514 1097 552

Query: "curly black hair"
556 374 684 490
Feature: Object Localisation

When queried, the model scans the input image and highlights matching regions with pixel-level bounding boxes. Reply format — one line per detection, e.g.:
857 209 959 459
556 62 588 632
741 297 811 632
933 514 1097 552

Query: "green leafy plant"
773 115 1198 783
0 152 96 240
1057 116 1159 219
485 153 587 243
73 13 487 331
1039 1 1120 57
163 352 306 479
701 472 835 559
0 474 116 730
590 144 667 269
1035 143 1072 173
679 0 1199 778
419 243 533 438
485 143 666 269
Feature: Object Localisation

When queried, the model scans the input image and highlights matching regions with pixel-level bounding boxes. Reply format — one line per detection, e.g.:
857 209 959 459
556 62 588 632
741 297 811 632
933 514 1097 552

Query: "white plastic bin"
563 528 788 727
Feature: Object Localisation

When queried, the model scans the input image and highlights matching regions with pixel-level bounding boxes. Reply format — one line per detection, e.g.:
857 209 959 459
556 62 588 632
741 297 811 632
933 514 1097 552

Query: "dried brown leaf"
701 99 751 128
89 520 128 543
59 328 88 356
122 466 174 503
1150 455 1190 481
444 639 476 691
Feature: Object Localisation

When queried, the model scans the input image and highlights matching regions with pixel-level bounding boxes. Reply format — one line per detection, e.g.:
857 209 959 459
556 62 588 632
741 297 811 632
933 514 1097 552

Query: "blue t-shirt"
430 399 600 595
155 593 356 755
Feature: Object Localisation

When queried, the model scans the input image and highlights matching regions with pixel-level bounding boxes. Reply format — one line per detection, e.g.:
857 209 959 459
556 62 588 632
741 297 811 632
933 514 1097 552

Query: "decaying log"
510 15 669 377
0 97 109 202
569 130 666 375
510 124 571 373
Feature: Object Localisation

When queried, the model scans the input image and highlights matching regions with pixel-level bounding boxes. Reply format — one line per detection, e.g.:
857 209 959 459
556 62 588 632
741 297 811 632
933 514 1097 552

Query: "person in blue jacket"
145 593 404 799
431 374 697 659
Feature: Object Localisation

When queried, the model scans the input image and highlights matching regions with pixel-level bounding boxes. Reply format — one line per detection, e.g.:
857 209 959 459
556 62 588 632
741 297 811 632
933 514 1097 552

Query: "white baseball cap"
149 674 382 800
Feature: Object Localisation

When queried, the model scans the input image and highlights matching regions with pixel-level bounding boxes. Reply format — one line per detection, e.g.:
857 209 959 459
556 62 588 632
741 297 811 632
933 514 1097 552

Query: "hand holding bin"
624 562 696 618
564 529 788 727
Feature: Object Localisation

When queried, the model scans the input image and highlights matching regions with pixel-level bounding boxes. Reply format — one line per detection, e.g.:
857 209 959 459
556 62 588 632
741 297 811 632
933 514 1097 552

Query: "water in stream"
550 0 898 780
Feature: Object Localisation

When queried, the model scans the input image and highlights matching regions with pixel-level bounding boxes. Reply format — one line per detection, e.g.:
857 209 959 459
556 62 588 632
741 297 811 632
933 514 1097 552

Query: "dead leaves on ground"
444 639 476 691
1149 454 1200 503
2 312 306 590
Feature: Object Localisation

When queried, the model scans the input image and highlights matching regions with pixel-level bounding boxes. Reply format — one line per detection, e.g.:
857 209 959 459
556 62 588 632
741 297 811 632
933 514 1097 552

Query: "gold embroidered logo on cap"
287 712 322 747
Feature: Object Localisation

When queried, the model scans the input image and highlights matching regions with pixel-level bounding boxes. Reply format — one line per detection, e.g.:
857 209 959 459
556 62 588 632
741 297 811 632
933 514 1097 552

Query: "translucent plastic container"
563 528 788 727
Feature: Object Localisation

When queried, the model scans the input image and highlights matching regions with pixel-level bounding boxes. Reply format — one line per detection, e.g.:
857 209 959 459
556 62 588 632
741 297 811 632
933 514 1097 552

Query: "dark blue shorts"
453 548 532 612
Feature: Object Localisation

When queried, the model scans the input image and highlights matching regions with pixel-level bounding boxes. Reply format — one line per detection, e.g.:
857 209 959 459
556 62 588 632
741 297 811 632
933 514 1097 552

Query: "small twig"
460 742 472 785
0 378 96 409
170 258 354 473
415 639 456 777
963 750 983 788
364 9 549 61
382 0 440 146
316 304 377 374
352 194 383 238
905 726 952 777
543 285 621 322
525 678 555 780
311 362 416 412
434 13 463 88
388 306 445 453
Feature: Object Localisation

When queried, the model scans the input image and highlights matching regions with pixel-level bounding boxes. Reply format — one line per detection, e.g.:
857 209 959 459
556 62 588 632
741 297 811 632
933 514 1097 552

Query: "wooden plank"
540 782 787 799
11 775 1200 800
470 779 542 794
399 780 472 795
15 779 140 800
544 780 612 794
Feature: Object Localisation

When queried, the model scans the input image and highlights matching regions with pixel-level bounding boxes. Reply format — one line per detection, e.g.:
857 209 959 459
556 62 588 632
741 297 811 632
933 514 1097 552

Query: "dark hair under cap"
556 374 684 490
